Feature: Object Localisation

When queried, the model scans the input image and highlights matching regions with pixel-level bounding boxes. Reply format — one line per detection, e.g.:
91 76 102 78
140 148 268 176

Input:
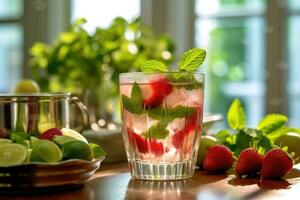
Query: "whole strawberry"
40 128 63 140
203 145 233 172
260 148 293 179
236 148 263 176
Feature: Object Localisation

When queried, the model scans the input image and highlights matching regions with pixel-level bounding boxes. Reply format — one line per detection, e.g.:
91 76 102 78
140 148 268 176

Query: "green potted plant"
30 17 175 127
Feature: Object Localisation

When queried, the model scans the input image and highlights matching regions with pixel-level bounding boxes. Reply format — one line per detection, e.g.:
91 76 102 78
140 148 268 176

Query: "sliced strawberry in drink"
172 105 203 149
149 139 164 156
127 128 148 153
172 125 194 149
186 105 202 128
142 77 173 108
127 128 165 156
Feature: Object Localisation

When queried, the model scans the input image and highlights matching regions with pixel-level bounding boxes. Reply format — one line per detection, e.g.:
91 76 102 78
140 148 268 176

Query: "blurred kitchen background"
0 0 299 128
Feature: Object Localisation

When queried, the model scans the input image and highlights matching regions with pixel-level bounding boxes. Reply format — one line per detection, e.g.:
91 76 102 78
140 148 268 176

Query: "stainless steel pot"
0 93 89 137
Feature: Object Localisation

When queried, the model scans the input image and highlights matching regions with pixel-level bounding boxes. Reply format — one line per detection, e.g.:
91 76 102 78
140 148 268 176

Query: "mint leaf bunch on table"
215 98 299 157
0 128 106 167
196 98 299 179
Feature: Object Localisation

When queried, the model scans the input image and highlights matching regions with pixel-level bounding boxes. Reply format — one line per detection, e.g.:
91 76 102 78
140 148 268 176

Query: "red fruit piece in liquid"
172 106 203 149
142 78 173 108
127 128 165 156
127 128 148 153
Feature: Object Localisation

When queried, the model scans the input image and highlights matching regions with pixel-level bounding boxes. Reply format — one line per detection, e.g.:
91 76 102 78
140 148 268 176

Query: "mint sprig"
258 114 288 134
148 106 196 122
140 48 206 73
140 60 168 72
215 98 297 156
227 98 246 130
143 121 169 139
121 82 143 114
179 48 206 72
166 72 203 90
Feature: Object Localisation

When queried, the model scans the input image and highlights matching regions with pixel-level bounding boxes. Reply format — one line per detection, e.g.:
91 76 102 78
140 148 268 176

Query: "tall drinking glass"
120 72 204 180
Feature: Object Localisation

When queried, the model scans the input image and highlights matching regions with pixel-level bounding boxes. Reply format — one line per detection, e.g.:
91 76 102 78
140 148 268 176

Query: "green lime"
0 144 27 166
0 139 12 145
61 128 88 143
275 132 300 163
53 135 77 146
30 150 45 162
197 135 218 166
10 132 30 148
13 79 40 93
62 141 92 161
89 143 106 159
26 149 34 162
31 137 62 163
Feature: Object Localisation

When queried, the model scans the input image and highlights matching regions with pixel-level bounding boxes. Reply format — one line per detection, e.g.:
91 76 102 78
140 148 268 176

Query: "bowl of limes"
0 127 106 191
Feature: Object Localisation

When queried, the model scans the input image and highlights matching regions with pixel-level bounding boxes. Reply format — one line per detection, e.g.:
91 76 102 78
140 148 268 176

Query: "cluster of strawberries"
202 145 293 179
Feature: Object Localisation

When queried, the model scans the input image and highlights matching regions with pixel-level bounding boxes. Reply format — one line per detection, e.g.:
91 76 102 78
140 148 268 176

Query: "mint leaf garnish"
179 48 206 72
227 98 246 130
143 121 169 139
121 95 136 114
131 82 143 111
258 114 288 134
121 82 143 114
166 72 203 90
215 130 231 144
140 60 168 72
11 132 30 148
148 106 196 121
184 82 203 90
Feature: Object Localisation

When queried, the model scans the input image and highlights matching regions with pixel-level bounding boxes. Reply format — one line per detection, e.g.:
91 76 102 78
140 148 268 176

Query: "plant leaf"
166 72 203 90
244 128 260 137
143 121 169 139
148 106 196 121
121 82 143 114
121 95 135 113
140 60 168 72
257 135 273 153
215 130 231 144
258 114 288 134
267 127 300 140
179 48 206 72
131 82 143 114
234 131 252 156
11 132 30 148
227 98 246 130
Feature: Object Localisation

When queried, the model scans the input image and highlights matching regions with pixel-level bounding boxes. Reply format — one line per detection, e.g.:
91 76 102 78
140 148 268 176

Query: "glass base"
128 160 196 180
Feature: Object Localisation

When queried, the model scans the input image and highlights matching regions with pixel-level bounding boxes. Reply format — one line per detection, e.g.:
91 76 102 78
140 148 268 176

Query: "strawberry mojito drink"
120 72 204 180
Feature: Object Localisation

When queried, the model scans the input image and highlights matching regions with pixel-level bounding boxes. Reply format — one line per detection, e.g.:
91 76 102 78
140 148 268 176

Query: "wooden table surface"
1 162 300 200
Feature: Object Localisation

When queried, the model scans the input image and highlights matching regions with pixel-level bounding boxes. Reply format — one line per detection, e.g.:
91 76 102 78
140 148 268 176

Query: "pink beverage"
120 72 204 180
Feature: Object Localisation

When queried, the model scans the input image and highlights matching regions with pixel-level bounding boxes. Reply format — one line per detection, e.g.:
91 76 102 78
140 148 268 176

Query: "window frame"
141 0 289 115
22 0 70 78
